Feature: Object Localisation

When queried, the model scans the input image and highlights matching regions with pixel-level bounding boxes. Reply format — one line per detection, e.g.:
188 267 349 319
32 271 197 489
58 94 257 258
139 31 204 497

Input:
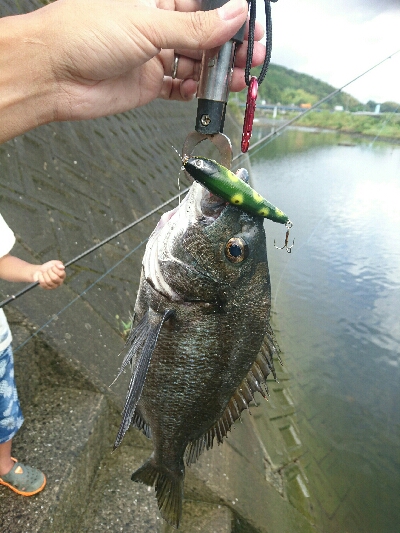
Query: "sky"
257 0 400 104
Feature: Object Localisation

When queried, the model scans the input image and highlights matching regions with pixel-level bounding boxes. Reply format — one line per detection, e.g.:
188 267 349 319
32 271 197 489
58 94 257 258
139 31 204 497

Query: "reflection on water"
250 128 400 533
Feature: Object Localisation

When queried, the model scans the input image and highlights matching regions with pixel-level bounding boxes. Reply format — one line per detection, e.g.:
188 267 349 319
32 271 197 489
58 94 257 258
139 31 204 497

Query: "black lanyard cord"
245 0 277 87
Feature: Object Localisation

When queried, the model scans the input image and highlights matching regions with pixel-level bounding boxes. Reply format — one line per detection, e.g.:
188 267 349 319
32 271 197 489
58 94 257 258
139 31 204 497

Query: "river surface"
248 127 400 533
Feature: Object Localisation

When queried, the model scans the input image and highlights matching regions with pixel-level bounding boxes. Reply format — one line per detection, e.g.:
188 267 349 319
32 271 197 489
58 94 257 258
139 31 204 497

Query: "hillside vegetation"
230 63 399 139
298 110 400 140
234 63 399 113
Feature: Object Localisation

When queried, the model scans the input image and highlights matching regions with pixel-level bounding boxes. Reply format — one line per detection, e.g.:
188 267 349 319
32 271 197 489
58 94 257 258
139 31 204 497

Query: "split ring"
172 54 179 80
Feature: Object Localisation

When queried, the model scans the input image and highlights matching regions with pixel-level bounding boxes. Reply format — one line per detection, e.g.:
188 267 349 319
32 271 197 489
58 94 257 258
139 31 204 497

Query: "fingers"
166 38 265 79
161 38 266 101
140 0 248 51
172 1 264 42
173 0 202 13
243 19 264 42
34 261 66 290
234 40 266 69
159 77 197 102
167 54 202 82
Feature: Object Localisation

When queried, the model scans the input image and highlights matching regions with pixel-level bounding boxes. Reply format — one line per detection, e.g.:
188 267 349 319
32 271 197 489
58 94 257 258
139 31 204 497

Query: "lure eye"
194 159 204 169
225 237 249 263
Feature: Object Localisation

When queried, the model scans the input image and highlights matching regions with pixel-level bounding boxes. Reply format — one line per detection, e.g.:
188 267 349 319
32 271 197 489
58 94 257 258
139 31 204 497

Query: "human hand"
33 261 66 290
8 0 265 125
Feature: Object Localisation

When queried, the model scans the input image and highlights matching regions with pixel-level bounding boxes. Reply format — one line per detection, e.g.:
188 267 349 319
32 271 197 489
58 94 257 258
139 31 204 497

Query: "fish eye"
225 237 249 263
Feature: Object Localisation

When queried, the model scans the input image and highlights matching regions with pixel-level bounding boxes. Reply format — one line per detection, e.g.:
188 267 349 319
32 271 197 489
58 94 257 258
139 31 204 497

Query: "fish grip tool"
182 0 247 169
183 0 279 163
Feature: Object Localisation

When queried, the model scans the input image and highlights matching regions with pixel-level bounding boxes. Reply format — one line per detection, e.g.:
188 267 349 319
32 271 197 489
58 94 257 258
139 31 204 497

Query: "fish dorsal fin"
185 327 280 466
114 308 174 450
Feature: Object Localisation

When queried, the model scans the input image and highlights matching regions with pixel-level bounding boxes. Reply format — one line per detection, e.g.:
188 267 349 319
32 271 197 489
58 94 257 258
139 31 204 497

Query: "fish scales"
114 177 279 528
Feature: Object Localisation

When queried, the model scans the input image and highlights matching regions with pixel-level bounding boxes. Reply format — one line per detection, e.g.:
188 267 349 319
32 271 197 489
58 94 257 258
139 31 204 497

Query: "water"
249 127 400 533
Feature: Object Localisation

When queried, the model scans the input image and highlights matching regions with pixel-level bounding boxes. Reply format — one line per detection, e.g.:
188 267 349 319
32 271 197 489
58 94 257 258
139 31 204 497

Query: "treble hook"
274 221 295 253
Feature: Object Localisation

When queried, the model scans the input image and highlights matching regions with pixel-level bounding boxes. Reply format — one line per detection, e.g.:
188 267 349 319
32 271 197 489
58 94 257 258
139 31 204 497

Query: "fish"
113 168 280 528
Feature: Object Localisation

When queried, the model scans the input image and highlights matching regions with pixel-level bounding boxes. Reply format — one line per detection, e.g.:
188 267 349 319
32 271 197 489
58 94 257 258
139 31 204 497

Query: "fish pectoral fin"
113 308 174 450
132 456 184 529
110 312 152 386
185 327 281 466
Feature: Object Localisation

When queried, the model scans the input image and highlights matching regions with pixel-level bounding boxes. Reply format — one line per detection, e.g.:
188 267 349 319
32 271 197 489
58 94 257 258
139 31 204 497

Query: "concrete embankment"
0 1 319 531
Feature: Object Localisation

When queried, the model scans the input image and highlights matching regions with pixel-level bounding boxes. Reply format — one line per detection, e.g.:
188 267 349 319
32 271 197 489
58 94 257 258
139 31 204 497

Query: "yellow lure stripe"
183 156 290 225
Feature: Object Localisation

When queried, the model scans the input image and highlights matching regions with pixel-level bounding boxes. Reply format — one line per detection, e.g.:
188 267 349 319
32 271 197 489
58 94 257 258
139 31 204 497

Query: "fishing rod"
0 191 184 309
1 48 398 309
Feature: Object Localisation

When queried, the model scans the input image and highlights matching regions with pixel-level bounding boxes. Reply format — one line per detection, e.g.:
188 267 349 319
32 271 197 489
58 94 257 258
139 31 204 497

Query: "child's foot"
0 458 46 496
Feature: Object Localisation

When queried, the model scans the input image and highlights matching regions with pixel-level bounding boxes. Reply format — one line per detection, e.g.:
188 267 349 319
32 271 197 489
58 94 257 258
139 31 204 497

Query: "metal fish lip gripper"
182 0 247 170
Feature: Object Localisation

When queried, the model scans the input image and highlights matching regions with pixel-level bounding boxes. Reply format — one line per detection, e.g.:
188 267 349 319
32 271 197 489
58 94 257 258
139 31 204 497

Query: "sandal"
0 458 46 496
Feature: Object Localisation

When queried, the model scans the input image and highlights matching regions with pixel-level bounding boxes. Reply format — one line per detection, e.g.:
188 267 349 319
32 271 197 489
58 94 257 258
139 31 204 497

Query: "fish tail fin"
132 457 184 528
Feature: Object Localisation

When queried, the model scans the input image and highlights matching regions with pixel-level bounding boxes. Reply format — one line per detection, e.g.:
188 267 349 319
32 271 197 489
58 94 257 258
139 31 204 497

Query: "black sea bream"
114 172 279 527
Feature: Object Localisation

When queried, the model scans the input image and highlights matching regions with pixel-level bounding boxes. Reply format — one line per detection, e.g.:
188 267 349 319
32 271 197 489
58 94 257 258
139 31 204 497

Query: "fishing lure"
183 156 291 225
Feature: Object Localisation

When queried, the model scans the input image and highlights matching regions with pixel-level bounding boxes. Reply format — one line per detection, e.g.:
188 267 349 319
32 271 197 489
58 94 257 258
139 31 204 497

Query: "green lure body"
183 156 290 225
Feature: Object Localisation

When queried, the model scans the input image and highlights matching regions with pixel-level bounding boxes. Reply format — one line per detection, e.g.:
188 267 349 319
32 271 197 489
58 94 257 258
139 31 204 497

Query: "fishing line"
13 239 148 353
0 191 184 309
3 48 399 314
272 212 329 308
243 49 400 305
235 48 400 165
369 105 400 146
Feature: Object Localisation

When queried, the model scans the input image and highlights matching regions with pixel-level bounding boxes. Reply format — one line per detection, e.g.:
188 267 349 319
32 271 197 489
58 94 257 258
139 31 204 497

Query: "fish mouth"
199 188 228 220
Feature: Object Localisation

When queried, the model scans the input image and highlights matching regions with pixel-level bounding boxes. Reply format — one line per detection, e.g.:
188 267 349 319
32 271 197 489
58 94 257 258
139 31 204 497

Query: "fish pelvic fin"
113 308 174 450
132 456 184 529
185 327 281 466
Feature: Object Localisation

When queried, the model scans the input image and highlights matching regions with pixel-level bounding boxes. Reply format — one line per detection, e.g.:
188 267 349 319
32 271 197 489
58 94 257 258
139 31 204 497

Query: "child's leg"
0 345 46 495
0 344 24 469
0 439 13 476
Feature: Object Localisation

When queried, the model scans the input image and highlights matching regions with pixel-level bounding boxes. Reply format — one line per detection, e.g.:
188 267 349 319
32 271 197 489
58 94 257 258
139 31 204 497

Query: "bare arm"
0 255 66 289
0 0 265 144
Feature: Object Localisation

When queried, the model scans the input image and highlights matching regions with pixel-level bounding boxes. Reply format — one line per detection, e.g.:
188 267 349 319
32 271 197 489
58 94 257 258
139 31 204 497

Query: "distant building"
300 103 312 109
374 104 381 114
334 106 344 112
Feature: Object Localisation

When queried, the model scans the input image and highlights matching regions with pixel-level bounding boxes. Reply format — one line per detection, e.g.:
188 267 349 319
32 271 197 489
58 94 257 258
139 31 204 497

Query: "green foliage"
230 63 400 139
381 101 400 113
297 111 400 139
233 63 398 114
235 63 360 109
280 88 318 106
115 314 132 339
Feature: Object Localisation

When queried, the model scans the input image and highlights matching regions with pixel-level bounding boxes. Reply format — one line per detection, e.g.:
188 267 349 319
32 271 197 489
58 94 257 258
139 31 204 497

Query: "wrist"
0 11 57 144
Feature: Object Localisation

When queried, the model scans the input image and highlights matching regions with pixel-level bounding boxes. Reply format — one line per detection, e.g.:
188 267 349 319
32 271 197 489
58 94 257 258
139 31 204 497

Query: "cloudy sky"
257 0 400 104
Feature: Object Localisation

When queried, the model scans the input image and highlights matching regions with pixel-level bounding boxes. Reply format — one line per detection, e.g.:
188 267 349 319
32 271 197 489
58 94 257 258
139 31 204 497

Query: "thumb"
141 0 248 52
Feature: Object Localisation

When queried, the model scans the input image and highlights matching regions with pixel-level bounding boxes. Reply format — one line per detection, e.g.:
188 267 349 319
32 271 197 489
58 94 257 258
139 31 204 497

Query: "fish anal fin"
262 326 282 373
131 410 152 439
132 457 184 528
185 399 240 467
242 379 257 406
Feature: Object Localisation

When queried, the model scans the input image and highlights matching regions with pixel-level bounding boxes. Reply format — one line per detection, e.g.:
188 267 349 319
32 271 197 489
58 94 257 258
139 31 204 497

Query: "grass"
297 110 400 140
